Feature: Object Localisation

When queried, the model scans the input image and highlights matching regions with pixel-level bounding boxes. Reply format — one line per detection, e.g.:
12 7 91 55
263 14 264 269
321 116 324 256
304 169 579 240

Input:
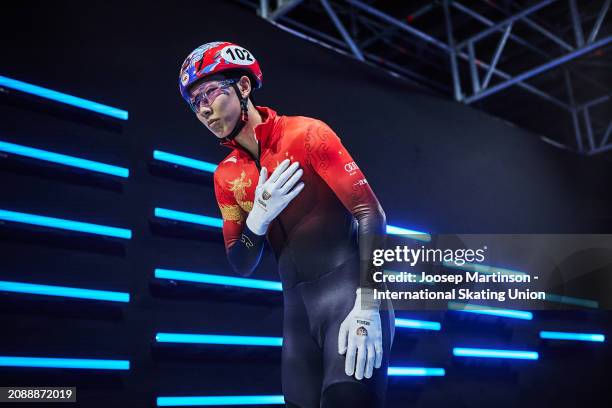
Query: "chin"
214 129 228 139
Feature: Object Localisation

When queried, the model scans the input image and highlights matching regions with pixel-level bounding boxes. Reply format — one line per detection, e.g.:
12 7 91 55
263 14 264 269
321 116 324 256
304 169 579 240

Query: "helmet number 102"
222 46 254 66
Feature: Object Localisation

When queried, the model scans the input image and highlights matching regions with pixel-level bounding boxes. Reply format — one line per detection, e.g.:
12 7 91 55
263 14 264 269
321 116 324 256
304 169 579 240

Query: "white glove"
338 288 383 380
246 158 304 236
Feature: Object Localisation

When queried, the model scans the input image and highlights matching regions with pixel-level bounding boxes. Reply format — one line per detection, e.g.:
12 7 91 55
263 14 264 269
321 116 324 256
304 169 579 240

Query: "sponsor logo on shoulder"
223 156 238 164
344 161 359 175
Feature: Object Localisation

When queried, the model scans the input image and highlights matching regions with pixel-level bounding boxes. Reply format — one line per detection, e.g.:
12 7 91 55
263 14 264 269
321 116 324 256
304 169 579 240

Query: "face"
189 75 250 139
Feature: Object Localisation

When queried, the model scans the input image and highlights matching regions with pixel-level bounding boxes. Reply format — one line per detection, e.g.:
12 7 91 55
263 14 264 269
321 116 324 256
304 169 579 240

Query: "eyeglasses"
189 79 236 112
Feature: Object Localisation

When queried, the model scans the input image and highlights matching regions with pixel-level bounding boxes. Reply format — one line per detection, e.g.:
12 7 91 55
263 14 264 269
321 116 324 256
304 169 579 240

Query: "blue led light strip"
385 225 431 241
453 347 538 360
157 395 285 406
156 323 442 345
156 368 445 405
388 366 446 376
0 280 129 303
543 293 599 309
154 208 223 228
448 301 533 320
0 75 128 120
0 140 129 178
155 269 282 291
394 318 441 331
155 207 426 241
156 367 444 406
540 331 605 342
155 333 282 347
153 150 217 173
0 356 129 370
0 209 132 239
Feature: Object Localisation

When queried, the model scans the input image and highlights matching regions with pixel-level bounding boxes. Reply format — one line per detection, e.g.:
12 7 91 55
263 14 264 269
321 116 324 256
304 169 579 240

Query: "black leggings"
281 256 395 408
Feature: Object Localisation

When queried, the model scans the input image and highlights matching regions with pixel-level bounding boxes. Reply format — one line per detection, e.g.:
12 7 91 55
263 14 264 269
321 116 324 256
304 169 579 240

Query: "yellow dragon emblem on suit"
219 170 253 224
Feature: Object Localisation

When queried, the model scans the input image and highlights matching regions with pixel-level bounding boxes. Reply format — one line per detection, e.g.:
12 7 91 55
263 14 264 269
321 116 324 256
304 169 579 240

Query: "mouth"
207 118 219 126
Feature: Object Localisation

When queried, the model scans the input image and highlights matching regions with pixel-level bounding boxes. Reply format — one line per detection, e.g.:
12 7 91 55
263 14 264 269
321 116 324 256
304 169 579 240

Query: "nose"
198 104 212 117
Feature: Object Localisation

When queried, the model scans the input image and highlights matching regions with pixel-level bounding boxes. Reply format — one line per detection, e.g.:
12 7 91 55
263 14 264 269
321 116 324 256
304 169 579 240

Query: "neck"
233 103 262 159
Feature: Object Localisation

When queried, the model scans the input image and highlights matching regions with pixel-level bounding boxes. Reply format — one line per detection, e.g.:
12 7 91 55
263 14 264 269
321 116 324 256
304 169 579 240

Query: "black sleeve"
354 203 387 291
226 224 266 277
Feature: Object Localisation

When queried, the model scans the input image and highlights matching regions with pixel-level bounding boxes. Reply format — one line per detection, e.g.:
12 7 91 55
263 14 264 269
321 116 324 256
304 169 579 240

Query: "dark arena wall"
1 1 611 407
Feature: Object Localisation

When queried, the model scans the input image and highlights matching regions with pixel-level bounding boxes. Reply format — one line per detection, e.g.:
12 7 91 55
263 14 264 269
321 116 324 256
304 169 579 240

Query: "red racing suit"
213 106 386 290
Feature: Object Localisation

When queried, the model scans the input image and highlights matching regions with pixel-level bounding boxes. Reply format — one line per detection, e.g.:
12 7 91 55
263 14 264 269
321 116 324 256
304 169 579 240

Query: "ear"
238 75 252 99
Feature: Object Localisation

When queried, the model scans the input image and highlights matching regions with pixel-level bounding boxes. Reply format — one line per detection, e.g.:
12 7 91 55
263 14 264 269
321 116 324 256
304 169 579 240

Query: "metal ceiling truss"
248 0 611 156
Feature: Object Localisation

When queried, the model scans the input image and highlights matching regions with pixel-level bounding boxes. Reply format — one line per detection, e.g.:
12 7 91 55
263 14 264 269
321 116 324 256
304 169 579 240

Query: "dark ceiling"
235 0 612 158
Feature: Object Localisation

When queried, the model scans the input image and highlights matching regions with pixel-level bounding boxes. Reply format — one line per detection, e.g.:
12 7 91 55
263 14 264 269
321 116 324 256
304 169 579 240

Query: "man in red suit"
179 41 394 408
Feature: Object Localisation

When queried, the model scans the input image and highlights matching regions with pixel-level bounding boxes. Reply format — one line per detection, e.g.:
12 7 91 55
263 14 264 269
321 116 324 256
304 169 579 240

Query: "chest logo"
228 170 253 211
